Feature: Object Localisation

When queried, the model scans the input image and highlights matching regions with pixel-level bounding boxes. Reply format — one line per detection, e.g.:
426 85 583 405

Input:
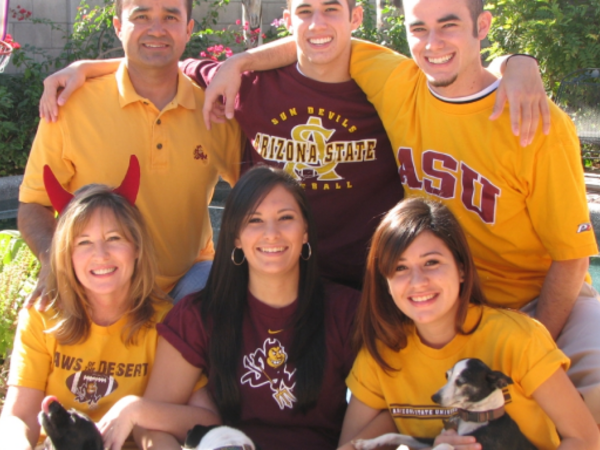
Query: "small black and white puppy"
353 358 537 450
38 396 104 450
183 424 259 450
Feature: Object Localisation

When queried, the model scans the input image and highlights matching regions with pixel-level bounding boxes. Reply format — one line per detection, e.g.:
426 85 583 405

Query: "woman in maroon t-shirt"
100 166 360 450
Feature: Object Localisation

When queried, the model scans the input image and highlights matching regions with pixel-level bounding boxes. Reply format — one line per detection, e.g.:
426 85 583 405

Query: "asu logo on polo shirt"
193 144 208 162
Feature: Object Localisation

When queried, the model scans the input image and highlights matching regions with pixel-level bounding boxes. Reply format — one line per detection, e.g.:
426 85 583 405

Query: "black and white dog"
353 358 537 450
38 396 103 450
183 424 259 450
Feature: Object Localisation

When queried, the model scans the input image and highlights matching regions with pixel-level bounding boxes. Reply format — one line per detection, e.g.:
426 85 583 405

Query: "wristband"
506 53 538 66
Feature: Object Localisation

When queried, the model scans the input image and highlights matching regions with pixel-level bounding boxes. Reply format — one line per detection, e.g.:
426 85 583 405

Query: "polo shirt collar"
116 61 196 110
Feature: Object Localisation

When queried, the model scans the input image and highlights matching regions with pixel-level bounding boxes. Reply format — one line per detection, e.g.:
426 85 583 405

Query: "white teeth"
145 44 166 48
309 37 332 45
428 54 452 64
260 247 285 253
91 267 117 275
411 294 435 302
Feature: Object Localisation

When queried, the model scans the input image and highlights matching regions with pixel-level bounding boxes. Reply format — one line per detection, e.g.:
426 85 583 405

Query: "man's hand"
490 55 551 147
39 58 122 122
202 57 244 130
23 261 52 311
39 64 87 123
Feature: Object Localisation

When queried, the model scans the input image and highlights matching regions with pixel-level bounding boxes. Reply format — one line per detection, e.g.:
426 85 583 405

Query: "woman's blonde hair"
46 184 168 345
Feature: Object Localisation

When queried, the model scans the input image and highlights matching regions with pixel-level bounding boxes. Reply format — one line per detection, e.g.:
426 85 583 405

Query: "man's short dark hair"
114 0 193 21
285 0 357 17
401 0 484 37
466 0 484 37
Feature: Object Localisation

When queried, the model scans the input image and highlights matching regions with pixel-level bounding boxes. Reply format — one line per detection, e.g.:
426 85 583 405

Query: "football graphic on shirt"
66 367 118 408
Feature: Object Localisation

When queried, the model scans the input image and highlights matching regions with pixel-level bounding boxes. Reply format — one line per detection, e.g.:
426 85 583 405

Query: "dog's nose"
431 393 441 404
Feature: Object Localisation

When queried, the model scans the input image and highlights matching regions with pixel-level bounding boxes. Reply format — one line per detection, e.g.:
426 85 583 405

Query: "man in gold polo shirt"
18 0 241 305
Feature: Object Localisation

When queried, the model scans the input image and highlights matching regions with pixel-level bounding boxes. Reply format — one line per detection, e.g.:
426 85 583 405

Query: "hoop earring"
300 242 312 261
231 247 246 266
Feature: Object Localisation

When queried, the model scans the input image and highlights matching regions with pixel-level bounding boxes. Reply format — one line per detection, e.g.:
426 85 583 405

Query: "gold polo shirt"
20 62 242 292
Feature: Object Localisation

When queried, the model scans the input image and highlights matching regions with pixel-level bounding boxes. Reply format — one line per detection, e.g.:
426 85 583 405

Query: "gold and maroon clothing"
183 60 404 289
158 282 360 450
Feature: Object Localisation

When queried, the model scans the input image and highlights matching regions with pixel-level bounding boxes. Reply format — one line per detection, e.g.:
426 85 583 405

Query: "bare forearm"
0 416 36 450
17 202 56 264
133 427 183 450
536 258 589 339
71 58 122 79
226 36 296 73
131 399 220 442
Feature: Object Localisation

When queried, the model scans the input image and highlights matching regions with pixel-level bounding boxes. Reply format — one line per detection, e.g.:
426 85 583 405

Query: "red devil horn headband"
43 155 141 214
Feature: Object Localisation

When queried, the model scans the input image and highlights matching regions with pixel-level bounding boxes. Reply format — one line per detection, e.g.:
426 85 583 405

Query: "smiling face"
284 0 363 82
403 0 492 97
113 0 194 73
386 230 464 348
71 208 138 307
235 184 308 283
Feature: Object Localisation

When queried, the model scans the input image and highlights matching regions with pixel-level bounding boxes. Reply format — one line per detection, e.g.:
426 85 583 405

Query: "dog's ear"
486 370 514 389
184 424 219 448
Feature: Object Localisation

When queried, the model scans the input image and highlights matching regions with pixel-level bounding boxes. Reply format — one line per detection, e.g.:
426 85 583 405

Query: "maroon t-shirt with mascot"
157 281 360 450
182 60 404 289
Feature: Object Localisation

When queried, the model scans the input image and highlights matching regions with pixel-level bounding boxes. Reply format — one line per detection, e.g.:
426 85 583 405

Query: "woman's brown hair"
46 184 168 345
357 197 487 371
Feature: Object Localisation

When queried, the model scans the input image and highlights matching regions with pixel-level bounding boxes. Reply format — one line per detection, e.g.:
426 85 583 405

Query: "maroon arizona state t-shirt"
158 282 360 450
183 60 404 289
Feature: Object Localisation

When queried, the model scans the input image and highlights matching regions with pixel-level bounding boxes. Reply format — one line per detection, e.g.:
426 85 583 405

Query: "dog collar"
214 446 254 450
456 405 506 423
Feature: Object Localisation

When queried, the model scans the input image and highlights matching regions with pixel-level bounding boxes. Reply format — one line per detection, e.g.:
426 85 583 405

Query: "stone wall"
2 0 287 74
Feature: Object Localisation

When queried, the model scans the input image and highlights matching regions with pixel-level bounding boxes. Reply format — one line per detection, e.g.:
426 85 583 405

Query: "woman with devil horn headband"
0 156 172 450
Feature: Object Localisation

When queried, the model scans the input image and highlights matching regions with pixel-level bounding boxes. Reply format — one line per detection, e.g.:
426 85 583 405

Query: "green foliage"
0 231 40 361
354 0 409 55
485 0 600 95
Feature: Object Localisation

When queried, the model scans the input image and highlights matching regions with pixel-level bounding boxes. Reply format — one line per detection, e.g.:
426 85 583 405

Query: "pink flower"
235 35 242 44
225 48 233 57
11 41 21 49
236 19 241 25
200 51 207 57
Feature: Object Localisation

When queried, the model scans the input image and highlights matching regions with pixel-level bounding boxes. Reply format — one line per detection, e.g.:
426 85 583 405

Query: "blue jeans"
168 260 213 303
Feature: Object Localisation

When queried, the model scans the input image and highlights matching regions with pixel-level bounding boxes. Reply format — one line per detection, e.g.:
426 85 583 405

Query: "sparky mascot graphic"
241 338 297 409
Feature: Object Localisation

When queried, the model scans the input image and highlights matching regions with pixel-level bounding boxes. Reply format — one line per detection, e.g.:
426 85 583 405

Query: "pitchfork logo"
194 145 208 161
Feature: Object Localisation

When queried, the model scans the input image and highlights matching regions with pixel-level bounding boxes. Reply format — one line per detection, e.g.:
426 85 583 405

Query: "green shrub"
0 231 40 362
485 0 600 96
354 0 409 55
0 231 40 406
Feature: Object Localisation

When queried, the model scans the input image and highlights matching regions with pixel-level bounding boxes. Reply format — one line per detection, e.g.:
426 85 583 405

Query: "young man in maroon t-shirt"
181 0 403 289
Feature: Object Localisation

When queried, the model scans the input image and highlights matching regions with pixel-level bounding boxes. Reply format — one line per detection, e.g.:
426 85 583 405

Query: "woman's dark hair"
199 166 326 423
357 198 488 371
